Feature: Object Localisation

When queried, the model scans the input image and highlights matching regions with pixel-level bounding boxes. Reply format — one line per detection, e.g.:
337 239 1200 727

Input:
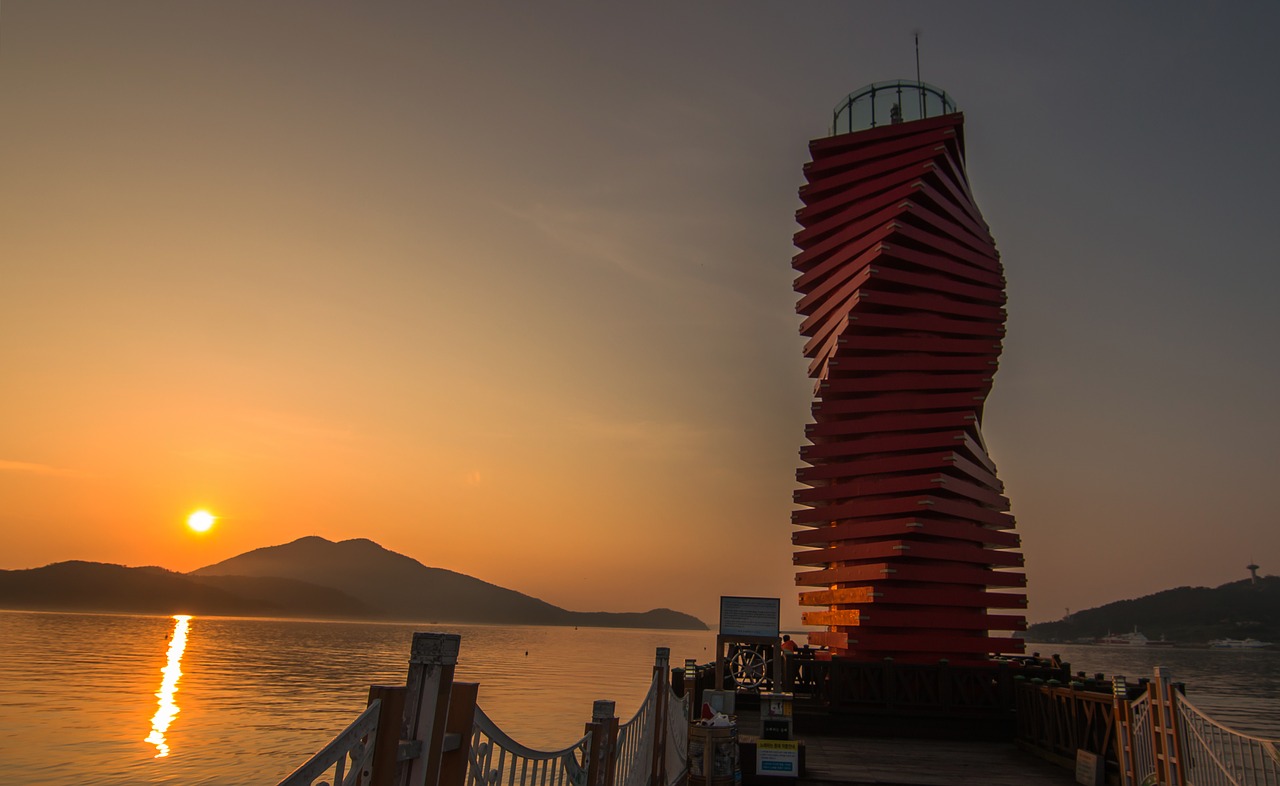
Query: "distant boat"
1209 638 1274 649
1098 628 1150 646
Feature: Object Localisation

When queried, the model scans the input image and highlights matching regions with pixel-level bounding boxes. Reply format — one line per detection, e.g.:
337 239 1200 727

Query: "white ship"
1098 628 1150 646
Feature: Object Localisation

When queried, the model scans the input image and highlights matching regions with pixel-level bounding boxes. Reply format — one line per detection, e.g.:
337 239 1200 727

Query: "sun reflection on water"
145 615 191 758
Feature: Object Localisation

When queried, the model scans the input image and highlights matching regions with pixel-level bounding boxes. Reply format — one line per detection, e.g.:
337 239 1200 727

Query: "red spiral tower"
792 83 1026 665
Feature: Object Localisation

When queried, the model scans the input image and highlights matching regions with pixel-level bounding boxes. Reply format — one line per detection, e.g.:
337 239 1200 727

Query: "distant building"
791 81 1027 665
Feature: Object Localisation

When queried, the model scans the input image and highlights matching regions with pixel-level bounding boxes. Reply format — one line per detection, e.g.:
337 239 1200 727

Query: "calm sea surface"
1 611 1277 785
0 611 717 785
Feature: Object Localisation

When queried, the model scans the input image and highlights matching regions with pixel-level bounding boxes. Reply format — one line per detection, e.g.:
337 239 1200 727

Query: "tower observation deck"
792 81 1027 665
829 80 958 136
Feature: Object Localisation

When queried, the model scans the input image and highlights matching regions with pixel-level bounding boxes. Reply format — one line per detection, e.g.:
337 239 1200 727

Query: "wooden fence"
277 632 689 786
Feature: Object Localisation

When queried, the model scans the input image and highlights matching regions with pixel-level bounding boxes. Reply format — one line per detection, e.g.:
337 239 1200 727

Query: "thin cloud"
0 459 81 477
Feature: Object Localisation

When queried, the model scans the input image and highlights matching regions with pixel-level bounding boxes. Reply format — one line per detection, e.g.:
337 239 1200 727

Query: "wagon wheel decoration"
727 645 769 689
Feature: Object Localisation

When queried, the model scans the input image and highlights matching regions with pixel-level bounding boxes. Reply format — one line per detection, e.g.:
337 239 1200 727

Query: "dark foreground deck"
734 706 1076 786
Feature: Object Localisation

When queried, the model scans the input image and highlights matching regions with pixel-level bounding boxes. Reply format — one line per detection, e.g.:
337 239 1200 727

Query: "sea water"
0 611 715 785
1 611 1277 785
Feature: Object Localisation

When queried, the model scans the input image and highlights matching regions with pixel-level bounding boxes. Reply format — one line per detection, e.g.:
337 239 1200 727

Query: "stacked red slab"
792 113 1027 665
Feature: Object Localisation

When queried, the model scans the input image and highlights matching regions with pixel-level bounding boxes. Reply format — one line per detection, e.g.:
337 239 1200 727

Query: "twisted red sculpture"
793 109 1027 664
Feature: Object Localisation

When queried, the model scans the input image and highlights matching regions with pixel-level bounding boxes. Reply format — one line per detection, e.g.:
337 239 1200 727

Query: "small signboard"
762 718 792 740
1074 749 1104 786
719 596 781 638
756 739 799 777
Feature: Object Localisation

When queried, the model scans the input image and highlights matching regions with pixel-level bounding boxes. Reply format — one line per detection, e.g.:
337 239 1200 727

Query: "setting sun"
186 510 215 533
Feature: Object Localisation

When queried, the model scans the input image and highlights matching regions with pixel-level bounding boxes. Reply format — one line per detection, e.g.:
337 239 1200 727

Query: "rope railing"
662 684 691 786
613 679 658 786
464 649 685 786
276 633 689 786
276 699 380 786
468 705 593 786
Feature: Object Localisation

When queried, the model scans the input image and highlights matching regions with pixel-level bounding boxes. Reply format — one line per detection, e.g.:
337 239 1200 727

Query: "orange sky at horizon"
4 3 1279 629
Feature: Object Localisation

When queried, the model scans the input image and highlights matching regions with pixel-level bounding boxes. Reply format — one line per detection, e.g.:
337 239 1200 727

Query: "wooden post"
683 658 698 722
649 647 670 786
585 700 619 786
1152 667 1185 786
1111 675 1135 786
937 659 952 710
714 636 725 692
400 632 461 786
772 637 783 691
438 682 479 786
600 700 621 786
995 661 1013 711
882 657 896 712
367 685 408 786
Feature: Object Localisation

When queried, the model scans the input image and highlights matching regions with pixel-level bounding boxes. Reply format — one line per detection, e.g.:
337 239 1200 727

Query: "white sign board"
719 596 780 638
756 740 799 777
1074 750 1103 786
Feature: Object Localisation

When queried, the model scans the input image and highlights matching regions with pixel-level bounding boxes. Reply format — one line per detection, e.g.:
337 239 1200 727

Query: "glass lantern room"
829 81 957 136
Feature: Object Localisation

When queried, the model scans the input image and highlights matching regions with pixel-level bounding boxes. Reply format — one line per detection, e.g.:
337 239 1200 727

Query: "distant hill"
0 561 376 618
191 536 706 630
0 537 706 630
1027 576 1280 644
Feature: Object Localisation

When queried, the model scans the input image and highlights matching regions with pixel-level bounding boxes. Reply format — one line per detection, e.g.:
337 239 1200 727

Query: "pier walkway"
279 633 1279 786
734 706 1076 786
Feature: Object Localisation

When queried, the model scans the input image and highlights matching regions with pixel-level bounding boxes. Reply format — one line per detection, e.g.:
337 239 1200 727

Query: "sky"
3 2 1278 629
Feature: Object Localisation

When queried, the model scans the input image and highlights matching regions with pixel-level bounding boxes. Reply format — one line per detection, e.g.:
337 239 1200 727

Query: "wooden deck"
734 706 1078 786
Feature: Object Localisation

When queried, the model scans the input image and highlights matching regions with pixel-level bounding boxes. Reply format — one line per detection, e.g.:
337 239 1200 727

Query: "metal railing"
1176 691 1280 786
1126 690 1156 785
829 80 958 137
1020 667 1280 786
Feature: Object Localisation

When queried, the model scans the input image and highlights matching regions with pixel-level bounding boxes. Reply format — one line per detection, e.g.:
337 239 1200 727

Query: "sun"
186 510 216 533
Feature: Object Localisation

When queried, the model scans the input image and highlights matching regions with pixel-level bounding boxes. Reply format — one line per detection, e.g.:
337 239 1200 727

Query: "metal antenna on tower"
914 31 925 117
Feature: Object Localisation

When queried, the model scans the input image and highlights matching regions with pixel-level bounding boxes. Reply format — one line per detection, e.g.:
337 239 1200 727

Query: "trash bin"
688 721 738 786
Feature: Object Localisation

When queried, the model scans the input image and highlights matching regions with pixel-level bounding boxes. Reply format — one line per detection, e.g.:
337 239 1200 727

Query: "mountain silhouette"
191 536 706 629
0 537 706 630
0 560 372 618
1027 576 1279 644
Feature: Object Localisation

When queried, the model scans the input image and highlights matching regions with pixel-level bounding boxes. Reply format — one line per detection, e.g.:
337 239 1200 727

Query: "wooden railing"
783 656 1066 719
1014 680 1119 769
1017 667 1280 786
277 633 687 786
